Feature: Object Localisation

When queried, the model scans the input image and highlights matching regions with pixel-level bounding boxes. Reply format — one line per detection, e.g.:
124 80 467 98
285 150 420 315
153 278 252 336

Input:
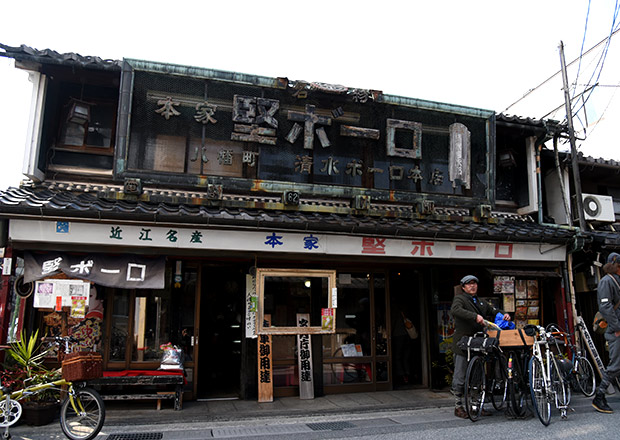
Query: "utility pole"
559 41 586 231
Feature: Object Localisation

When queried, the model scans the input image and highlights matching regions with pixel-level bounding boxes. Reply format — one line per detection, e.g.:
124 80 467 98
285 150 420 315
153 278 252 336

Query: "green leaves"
8 330 51 377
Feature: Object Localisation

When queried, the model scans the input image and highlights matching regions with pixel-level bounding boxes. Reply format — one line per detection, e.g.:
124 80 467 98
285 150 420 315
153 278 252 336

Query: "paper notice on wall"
33 279 90 309
70 296 87 319
331 287 338 308
34 281 56 308
321 308 334 331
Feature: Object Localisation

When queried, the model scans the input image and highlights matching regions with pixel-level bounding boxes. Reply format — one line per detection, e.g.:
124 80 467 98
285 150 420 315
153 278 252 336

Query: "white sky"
1 0 619 190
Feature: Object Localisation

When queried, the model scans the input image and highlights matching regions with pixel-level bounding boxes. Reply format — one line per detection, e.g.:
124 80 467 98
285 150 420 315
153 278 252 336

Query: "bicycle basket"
61 351 103 382
456 335 499 354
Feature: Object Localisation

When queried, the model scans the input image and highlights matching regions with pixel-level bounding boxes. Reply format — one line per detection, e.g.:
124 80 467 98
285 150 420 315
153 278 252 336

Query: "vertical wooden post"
257 314 273 402
296 313 314 399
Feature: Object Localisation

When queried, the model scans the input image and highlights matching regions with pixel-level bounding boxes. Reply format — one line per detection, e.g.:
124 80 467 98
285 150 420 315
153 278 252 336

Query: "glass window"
322 274 370 357
132 290 171 362
109 291 129 362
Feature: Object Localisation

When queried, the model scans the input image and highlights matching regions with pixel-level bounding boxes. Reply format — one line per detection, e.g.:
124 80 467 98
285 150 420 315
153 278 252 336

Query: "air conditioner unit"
573 193 616 222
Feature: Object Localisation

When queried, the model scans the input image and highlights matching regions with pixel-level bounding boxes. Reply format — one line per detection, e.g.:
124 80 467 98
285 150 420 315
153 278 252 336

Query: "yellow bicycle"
0 338 105 440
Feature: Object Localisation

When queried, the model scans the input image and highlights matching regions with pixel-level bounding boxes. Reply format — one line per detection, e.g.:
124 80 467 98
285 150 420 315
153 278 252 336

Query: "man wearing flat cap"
592 252 620 413
450 275 510 418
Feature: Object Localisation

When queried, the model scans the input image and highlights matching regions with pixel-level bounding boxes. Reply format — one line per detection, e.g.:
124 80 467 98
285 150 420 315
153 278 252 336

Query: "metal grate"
306 421 355 431
107 434 164 440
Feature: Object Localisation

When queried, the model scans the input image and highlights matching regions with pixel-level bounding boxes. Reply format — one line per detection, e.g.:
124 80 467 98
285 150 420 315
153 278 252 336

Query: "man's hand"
476 314 485 325
615 330 620 338
503 313 511 321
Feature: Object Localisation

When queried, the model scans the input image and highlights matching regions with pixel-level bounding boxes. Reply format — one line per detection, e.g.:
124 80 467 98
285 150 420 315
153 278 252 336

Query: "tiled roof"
0 185 577 245
577 153 620 168
0 43 121 71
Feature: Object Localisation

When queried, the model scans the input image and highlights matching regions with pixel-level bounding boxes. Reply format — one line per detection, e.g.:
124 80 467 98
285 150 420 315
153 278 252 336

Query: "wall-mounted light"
304 280 311 288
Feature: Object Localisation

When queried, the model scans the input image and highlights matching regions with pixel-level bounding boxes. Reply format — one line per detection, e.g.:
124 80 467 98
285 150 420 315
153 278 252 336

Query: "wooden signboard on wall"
296 313 314 399
258 314 273 402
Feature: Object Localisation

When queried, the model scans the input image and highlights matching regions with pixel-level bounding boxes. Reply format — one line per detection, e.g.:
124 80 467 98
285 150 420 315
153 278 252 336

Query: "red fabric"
103 369 186 384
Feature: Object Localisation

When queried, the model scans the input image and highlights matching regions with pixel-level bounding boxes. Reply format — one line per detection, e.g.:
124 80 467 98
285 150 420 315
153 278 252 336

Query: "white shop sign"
9 219 566 262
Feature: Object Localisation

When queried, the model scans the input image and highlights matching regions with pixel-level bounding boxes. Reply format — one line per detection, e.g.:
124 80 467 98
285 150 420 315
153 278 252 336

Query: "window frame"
256 268 337 335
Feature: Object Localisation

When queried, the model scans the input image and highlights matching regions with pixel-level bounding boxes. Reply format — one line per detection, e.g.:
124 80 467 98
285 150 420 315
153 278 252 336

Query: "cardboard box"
487 329 534 347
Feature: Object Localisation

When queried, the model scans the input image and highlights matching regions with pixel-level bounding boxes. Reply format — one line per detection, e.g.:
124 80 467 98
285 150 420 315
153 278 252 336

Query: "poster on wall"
437 302 454 353
33 279 89 309
503 294 515 313
493 276 515 294
527 280 539 299
515 280 527 299
321 308 334 331
34 281 55 308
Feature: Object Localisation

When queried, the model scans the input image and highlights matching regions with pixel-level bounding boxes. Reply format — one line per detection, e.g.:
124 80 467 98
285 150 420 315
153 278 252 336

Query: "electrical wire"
572 0 620 117
572 0 592 100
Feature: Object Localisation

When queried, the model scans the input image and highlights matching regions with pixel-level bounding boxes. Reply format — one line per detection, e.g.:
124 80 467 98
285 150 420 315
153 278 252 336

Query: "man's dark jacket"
450 292 501 356
597 273 620 334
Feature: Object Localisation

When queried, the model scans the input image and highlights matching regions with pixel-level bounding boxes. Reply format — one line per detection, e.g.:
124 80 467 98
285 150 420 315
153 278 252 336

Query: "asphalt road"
8 394 619 440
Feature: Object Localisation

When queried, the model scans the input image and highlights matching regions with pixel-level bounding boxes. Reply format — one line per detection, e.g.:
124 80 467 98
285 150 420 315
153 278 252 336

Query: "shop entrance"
197 266 245 399
389 271 425 388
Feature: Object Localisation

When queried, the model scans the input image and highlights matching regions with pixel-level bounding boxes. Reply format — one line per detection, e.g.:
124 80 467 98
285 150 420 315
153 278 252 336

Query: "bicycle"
0 336 105 440
505 346 530 418
526 324 570 426
462 332 508 421
545 323 596 397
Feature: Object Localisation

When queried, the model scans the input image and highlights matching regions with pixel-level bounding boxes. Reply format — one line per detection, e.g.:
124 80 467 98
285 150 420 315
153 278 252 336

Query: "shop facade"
0 43 576 401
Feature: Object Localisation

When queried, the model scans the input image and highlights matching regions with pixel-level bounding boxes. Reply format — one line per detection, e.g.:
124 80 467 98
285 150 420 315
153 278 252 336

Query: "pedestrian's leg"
593 334 620 413
452 354 468 418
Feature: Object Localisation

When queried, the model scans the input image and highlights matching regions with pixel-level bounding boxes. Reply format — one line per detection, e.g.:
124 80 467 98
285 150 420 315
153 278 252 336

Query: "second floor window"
59 98 116 152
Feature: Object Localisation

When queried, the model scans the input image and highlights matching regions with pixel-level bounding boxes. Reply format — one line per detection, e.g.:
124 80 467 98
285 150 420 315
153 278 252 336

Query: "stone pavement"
9 388 454 439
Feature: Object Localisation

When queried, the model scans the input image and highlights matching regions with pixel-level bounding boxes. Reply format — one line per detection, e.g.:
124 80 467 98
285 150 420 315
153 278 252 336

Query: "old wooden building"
0 43 577 401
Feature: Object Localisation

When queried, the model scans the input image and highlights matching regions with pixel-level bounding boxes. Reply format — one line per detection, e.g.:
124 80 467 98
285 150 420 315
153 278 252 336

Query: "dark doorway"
389 270 423 388
197 266 245 398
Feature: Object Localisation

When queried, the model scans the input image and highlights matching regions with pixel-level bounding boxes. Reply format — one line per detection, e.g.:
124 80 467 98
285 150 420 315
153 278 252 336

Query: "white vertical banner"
297 313 314 399
245 274 257 339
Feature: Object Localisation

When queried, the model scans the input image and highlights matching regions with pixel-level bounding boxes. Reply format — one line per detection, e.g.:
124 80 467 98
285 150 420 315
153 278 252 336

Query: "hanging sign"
24 252 165 289
245 274 257 339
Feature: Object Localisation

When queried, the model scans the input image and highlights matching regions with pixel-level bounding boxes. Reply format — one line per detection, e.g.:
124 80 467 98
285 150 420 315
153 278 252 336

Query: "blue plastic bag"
495 312 515 330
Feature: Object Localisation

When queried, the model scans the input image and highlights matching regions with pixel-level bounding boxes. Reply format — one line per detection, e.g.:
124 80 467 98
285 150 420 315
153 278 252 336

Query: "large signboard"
10 220 566 262
123 66 492 201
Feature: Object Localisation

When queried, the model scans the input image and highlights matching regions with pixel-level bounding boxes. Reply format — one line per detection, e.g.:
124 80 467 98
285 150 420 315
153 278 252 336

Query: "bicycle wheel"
508 351 527 417
60 387 105 440
490 354 507 411
575 356 596 397
551 358 570 408
465 355 486 421
0 398 22 427
529 356 551 426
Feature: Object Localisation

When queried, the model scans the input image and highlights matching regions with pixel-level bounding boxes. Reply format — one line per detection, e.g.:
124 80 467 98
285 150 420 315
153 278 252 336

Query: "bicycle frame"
1 378 87 421
531 327 569 418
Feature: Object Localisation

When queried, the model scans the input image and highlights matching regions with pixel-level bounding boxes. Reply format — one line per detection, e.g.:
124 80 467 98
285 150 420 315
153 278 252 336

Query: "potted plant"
4 330 62 426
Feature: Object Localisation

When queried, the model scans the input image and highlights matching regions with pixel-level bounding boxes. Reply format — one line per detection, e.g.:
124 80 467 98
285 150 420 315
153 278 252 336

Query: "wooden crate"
487 329 534 347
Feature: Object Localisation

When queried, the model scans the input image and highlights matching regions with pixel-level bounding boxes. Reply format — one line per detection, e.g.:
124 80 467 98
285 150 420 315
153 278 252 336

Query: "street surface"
8 393 620 440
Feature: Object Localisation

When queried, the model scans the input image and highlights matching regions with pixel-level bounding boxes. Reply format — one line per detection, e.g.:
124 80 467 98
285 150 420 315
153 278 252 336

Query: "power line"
503 26 620 112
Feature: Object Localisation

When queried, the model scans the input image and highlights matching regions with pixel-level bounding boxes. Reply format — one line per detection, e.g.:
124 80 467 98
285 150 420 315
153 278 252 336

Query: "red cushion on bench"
103 369 186 384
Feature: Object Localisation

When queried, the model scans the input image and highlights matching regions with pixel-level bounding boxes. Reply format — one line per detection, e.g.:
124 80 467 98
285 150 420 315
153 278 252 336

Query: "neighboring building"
0 43 577 400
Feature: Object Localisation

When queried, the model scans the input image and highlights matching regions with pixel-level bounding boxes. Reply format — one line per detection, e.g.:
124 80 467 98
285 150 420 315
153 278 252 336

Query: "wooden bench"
89 373 184 410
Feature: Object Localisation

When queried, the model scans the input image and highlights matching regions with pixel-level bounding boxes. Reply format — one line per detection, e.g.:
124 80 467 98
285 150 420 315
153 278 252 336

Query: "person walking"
450 275 510 418
592 252 620 414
